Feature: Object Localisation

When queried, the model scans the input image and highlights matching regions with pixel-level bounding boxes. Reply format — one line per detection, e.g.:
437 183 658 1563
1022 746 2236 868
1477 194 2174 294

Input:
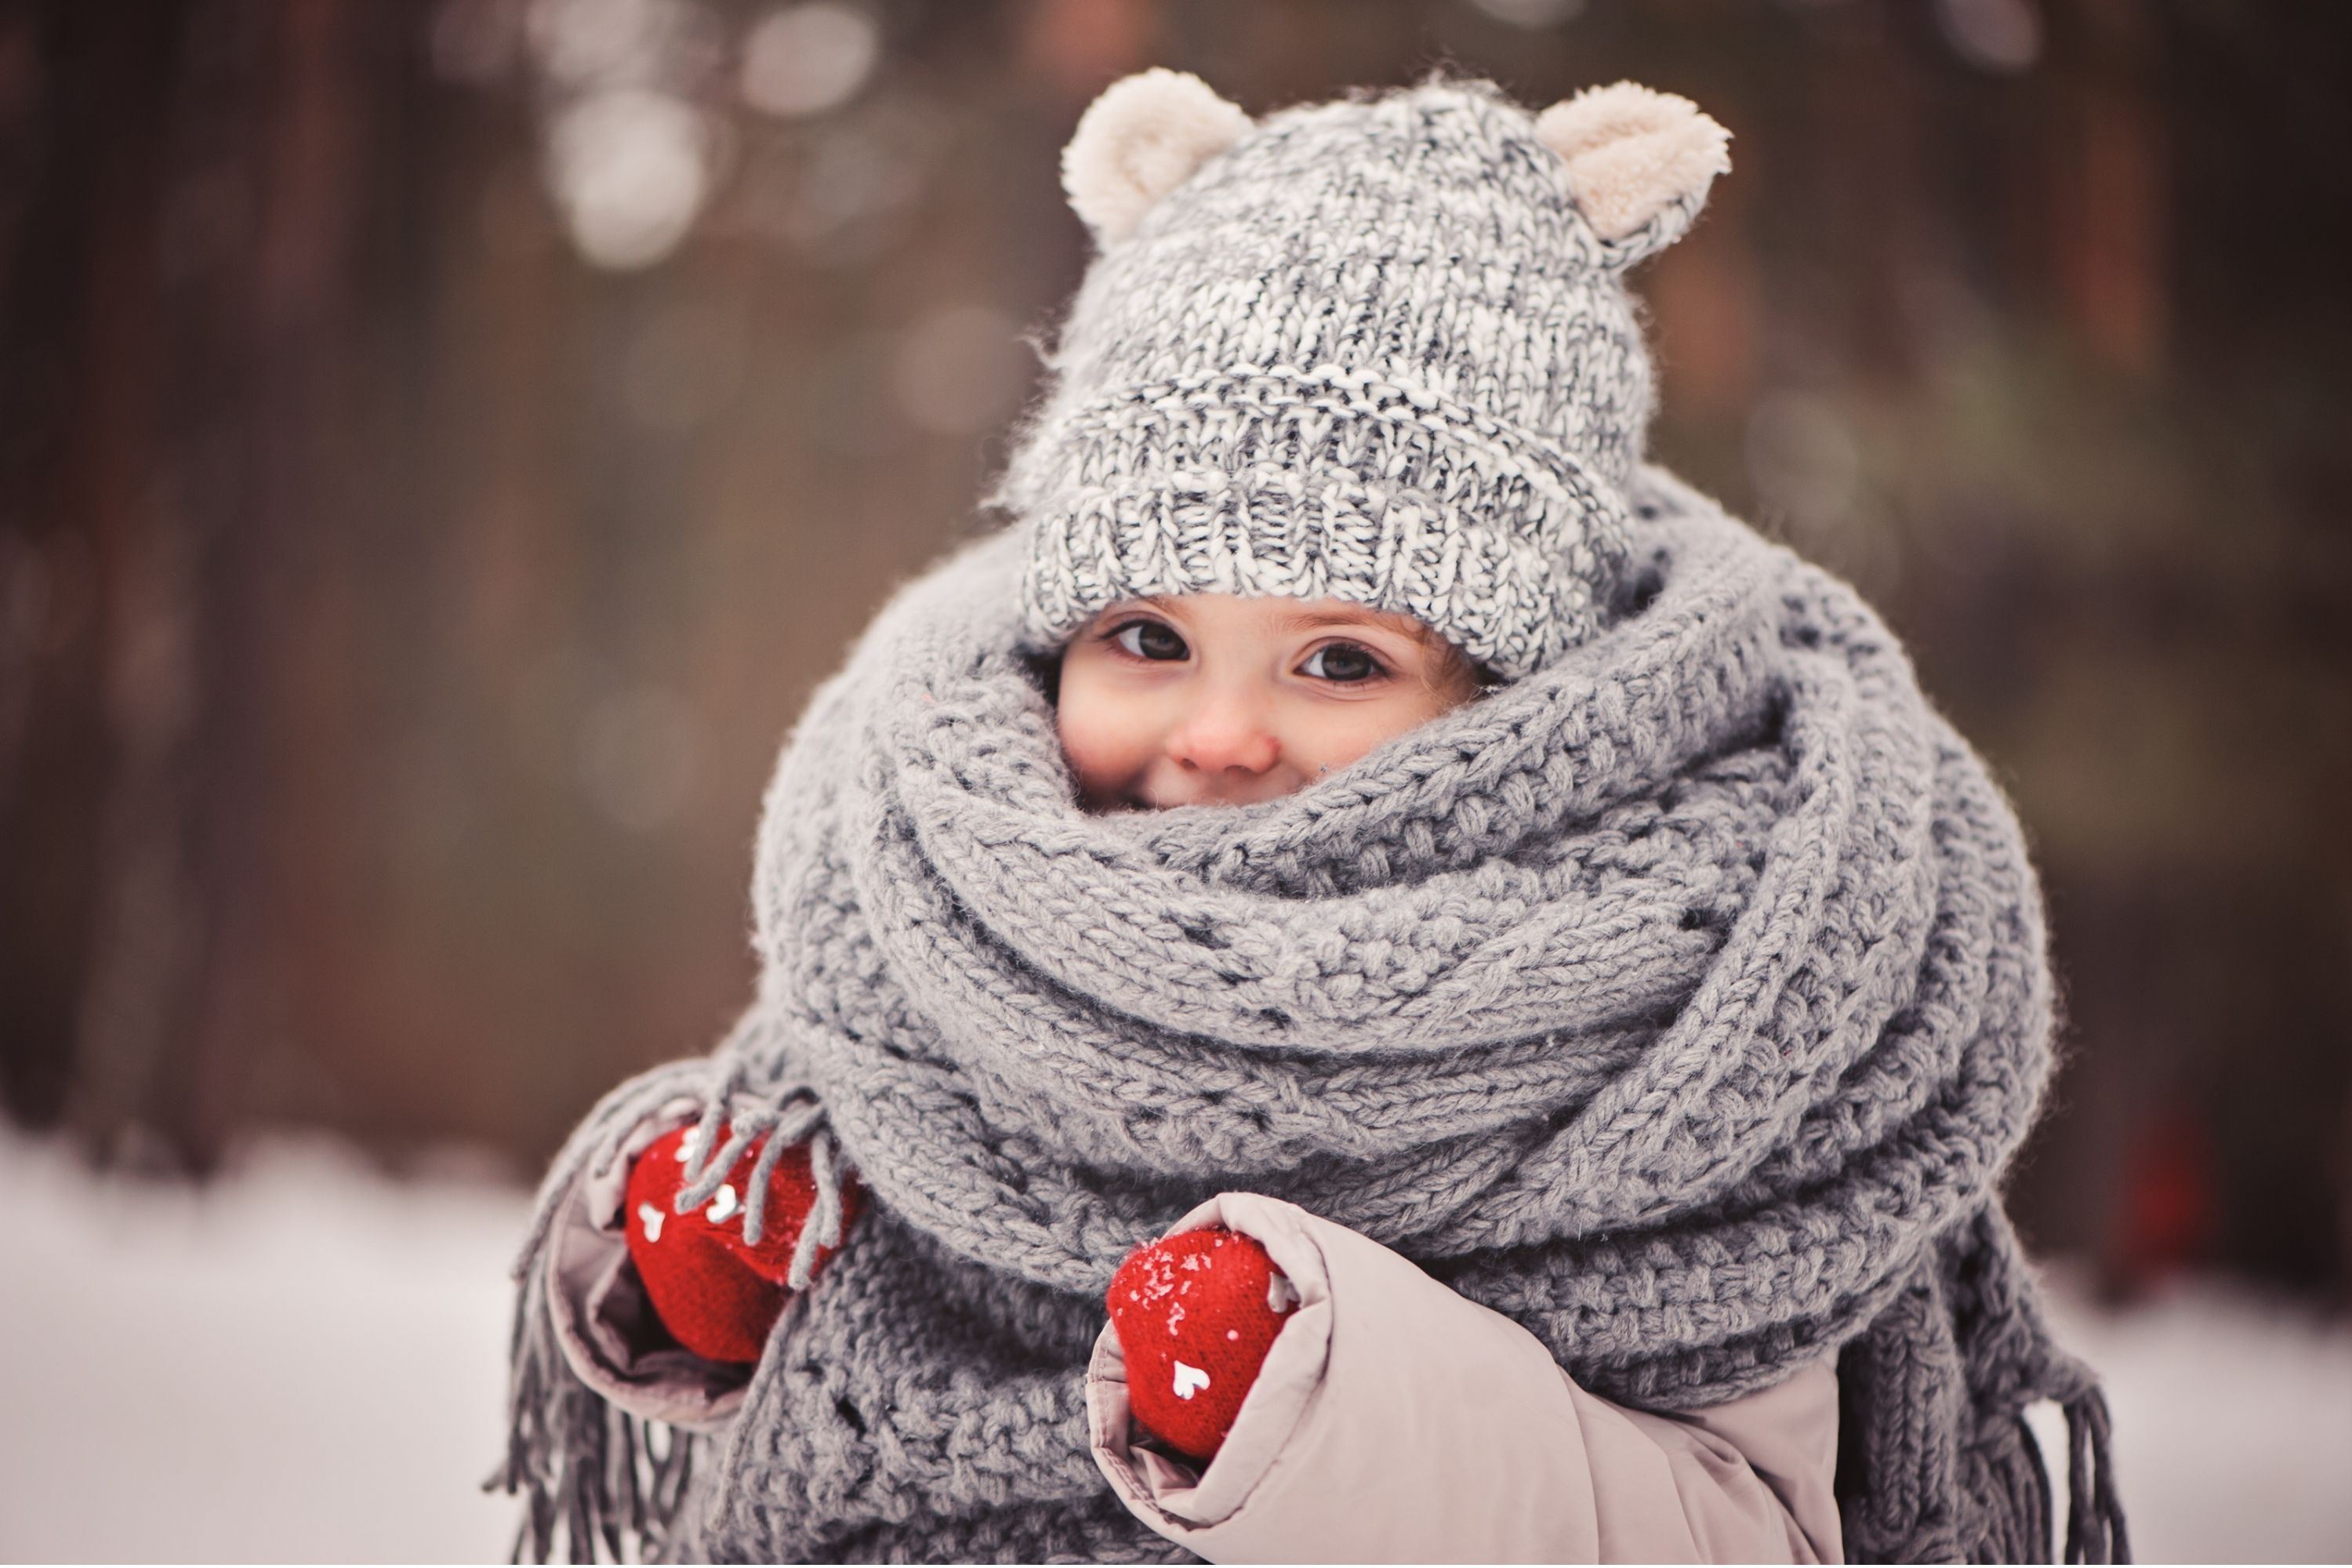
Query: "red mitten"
622 1123 863 1364
1105 1226 1298 1463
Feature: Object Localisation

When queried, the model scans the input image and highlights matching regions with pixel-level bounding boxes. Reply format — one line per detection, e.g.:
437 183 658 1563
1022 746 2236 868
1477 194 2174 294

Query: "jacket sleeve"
542 1098 754 1430
1087 1192 1844 1565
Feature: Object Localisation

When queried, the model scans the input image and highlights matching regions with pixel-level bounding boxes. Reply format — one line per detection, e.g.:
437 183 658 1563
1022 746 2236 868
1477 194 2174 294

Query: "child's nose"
1166 690 1280 778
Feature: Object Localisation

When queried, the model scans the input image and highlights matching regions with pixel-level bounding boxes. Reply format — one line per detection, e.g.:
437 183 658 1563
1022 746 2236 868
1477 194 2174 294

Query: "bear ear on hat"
1535 82 1731 270
1062 68 1252 245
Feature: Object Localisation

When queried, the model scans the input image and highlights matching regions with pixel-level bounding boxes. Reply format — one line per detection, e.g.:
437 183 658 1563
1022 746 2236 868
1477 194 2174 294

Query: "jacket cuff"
545 1098 753 1430
1091 1191 1610 1561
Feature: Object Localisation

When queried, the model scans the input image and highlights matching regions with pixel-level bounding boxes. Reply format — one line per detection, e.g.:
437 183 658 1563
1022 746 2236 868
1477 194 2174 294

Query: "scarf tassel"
486 1058 828 1562
670 1091 843 1286
486 1247 702 1563
2061 1385 2130 1564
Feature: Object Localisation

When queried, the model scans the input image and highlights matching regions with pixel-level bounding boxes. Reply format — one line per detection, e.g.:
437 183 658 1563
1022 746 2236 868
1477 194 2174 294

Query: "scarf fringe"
2060 1385 2130 1564
484 1254 699 1563
671 1076 840 1280
487 1046 844 1562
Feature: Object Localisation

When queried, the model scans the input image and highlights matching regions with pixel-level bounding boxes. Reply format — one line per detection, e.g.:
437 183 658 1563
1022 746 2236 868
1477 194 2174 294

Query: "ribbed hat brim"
1007 366 1633 677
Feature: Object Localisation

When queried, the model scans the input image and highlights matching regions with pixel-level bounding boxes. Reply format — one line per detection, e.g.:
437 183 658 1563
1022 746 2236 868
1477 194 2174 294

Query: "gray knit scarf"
492 467 2128 1563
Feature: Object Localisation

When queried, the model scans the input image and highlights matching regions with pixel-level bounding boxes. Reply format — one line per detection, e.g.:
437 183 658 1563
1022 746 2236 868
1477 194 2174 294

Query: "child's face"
1056 594 1481 811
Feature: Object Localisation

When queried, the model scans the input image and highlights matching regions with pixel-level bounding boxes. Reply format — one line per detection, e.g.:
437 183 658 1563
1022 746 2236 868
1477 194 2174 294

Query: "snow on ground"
1 1130 2347 1564
0 1131 528 1563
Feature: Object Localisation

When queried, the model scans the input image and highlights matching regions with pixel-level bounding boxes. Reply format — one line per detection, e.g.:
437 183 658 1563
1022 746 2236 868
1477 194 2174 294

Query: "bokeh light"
741 3 881 118
543 86 715 269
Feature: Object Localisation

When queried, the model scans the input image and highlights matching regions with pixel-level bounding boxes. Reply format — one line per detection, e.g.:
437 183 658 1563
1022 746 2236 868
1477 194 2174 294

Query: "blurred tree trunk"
0 0 379 1171
0 0 180 1145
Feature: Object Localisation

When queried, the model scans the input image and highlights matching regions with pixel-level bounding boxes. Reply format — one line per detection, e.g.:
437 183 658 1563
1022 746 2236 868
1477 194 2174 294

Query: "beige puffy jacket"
550 1134 1844 1565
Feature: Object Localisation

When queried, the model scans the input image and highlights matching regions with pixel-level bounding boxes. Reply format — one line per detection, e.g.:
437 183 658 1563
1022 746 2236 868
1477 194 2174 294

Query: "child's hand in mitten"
1105 1226 1298 1463
622 1123 863 1364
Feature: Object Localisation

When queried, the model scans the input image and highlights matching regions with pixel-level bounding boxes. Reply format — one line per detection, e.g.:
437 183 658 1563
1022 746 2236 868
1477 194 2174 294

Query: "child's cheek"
1056 682 1152 804
1298 695 1436 775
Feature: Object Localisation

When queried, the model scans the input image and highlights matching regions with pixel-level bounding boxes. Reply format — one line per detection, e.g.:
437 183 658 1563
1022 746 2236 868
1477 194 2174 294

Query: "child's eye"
1109 619 1189 661
1299 641 1388 683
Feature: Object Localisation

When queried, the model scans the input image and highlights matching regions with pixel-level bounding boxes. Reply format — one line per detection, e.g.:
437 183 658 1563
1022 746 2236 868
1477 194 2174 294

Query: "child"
495 72 2128 1564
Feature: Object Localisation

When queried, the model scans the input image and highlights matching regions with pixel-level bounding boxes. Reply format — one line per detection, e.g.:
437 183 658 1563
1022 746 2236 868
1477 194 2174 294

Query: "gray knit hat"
1001 72 1731 679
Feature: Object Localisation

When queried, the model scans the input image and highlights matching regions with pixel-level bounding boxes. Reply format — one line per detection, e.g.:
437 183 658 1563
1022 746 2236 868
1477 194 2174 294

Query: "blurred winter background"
0 0 2346 1559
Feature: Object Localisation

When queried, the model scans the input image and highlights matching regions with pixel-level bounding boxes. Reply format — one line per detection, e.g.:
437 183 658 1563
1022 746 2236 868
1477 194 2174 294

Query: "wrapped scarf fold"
493 468 2127 1563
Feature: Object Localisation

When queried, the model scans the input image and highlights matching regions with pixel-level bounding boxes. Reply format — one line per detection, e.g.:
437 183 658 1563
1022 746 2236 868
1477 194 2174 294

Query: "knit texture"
492 467 2127 1563
1004 79 1671 678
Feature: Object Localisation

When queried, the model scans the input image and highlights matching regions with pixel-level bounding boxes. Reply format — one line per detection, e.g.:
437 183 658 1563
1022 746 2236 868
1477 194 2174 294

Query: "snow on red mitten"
622 1123 863 1364
1105 1226 1298 1463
